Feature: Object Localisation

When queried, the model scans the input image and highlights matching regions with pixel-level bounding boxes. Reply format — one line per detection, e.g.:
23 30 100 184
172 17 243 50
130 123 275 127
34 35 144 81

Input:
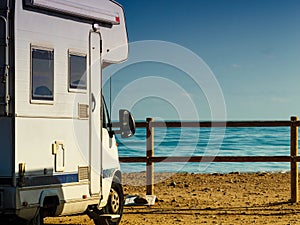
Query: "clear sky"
104 0 300 121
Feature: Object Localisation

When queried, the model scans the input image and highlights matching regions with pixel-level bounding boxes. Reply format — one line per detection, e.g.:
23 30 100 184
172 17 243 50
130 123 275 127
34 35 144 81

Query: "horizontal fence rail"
119 116 299 203
135 121 300 128
120 156 293 163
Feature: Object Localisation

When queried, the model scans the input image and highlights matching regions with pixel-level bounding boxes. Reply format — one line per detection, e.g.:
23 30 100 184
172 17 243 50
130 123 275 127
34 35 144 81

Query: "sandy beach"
45 172 300 225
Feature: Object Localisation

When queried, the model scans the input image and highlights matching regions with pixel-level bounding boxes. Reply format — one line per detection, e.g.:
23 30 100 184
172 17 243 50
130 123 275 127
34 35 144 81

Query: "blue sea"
117 126 293 174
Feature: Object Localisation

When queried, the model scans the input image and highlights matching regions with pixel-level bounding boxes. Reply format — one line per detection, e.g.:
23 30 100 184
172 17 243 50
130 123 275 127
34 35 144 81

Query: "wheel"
93 177 124 225
28 208 44 225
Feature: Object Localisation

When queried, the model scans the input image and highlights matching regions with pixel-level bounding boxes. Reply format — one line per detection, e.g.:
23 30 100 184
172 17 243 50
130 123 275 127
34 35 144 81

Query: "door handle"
91 93 96 112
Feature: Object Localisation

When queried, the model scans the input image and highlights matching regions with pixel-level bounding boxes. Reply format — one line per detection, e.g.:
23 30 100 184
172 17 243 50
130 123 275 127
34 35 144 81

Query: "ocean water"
117 126 293 174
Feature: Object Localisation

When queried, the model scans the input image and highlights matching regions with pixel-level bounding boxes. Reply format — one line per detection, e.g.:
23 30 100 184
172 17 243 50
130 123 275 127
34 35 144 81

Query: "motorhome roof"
24 0 122 25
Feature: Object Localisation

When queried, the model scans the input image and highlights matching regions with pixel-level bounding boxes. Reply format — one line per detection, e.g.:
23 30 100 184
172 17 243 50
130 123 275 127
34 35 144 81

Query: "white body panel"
15 118 89 173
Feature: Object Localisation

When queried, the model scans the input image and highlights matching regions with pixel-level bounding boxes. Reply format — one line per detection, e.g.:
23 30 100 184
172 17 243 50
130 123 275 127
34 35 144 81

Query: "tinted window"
69 54 87 89
32 48 54 100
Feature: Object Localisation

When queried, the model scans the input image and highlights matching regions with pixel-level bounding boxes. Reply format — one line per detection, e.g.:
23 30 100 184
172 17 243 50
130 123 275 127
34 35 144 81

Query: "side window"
31 48 54 101
69 53 87 90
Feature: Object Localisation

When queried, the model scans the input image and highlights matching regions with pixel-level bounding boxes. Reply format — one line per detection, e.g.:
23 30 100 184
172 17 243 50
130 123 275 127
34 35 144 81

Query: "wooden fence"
119 116 300 203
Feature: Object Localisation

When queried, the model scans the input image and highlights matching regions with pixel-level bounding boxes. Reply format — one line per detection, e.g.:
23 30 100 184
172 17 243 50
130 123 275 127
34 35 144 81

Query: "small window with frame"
69 52 87 91
31 47 54 101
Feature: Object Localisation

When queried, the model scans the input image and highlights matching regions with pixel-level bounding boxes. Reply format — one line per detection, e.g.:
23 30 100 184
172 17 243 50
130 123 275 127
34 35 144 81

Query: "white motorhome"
0 0 135 224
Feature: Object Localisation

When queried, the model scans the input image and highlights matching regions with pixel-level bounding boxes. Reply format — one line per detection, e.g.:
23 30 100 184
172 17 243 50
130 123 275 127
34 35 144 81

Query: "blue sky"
105 0 300 121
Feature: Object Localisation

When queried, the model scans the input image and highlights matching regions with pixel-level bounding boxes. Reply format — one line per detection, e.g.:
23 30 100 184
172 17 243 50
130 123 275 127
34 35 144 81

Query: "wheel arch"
39 190 60 207
38 190 61 217
98 169 122 209
113 170 122 184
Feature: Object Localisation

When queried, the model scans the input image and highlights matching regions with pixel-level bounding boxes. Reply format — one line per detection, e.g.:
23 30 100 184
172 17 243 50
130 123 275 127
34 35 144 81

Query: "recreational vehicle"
0 0 135 224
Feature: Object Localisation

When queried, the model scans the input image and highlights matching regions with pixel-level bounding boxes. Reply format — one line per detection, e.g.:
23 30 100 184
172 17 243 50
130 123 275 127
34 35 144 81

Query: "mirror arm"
106 122 114 138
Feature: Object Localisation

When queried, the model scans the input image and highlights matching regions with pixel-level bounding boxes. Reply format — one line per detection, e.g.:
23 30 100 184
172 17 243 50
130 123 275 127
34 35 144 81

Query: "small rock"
229 172 240 175
226 179 234 183
201 187 211 192
257 172 268 176
169 181 176 187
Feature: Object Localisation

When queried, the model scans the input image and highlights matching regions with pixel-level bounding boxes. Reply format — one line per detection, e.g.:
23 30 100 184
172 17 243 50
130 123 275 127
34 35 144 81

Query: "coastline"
45 172 300 225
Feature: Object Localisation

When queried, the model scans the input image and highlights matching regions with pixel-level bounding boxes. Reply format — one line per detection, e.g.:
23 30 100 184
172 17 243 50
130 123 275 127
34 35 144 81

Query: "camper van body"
0 0 131 224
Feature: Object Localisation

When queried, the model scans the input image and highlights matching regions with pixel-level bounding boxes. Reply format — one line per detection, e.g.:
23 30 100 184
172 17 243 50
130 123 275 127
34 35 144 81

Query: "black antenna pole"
110 74 112 118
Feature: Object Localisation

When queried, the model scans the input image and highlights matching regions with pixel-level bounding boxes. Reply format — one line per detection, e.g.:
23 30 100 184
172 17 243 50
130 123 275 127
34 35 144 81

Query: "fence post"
146 118 154 195
291 116 298 203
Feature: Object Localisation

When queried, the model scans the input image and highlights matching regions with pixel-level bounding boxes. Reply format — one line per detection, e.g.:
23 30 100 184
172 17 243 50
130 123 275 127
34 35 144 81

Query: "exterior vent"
78 166 89 181
78 104 88 119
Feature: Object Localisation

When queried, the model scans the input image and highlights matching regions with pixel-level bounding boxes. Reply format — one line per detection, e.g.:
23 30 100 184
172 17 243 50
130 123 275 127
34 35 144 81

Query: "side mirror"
119 109 136 138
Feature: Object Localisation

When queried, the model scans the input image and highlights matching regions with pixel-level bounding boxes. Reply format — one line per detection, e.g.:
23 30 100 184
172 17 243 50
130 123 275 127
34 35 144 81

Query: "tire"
93 177 124 225
28 208 44 225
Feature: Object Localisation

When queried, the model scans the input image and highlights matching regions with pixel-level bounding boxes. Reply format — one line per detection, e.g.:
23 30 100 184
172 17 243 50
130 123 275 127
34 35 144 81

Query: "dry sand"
45 172 300 225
